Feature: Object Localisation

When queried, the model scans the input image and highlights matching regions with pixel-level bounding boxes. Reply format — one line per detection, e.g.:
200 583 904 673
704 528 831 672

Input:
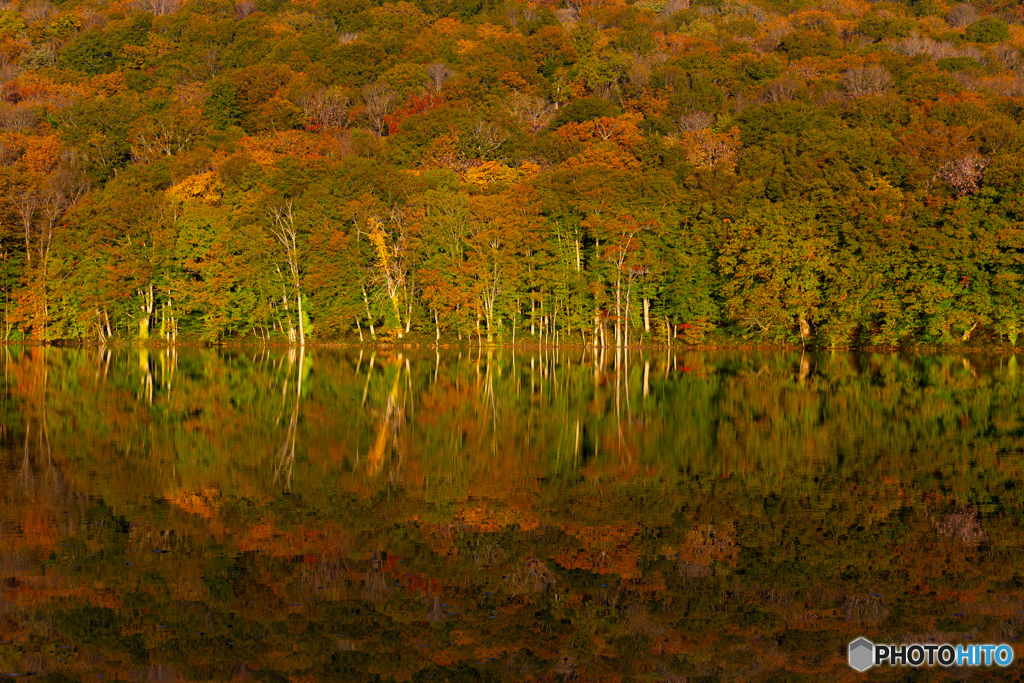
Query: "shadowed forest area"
1 0 1024 345
2 347 1024 680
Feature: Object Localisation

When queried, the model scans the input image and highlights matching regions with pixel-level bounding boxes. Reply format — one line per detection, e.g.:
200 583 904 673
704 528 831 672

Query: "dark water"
2 346 1024 681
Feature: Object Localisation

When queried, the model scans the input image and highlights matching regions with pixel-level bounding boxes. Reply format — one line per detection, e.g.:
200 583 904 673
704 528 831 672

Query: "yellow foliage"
462 160 539 187
1009 24 1024 48
433 17 463 35
456 39 478 54
167 172 223 205
679 126 741 169
368 218 392 282
475 22 510 40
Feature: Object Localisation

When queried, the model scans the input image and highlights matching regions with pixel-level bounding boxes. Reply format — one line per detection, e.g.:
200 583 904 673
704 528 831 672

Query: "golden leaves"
167 172 223 205
678 126 741 169
462 160 540 187
432 17 463 35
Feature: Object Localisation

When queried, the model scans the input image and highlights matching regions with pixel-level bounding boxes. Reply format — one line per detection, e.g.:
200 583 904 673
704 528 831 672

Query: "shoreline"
3 339 1021 355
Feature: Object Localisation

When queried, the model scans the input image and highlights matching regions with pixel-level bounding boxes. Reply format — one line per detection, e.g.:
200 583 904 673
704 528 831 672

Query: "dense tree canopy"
2 0 1024 346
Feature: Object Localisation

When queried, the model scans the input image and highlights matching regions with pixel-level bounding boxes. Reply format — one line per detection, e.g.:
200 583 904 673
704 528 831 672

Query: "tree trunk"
614 276 622 347
798 312 811 342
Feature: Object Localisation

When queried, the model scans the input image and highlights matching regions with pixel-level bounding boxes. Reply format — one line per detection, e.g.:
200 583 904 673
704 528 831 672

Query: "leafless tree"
426 62 451 93
363 83 396 137
234 0 255 19
297 87 349 130
0 54 19 84
20 0 56 23
658 0 689 18
472 120 508 156
554 7 578 28
268 200 305 346
946 3 978 28
761 77 798 103
9 187 39 262
842 64 892 97
678 110 714 132
893 33 959 60
507 91 556 133
0 104 36 133
993 44 1022 72
938 153 989 197
80 9 107 30
136 0 180 16
627 51 668 87
338 32 358 44
197 48 220 80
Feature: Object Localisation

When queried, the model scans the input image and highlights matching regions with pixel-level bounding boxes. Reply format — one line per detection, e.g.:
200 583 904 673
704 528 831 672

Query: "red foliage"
385 92 445 135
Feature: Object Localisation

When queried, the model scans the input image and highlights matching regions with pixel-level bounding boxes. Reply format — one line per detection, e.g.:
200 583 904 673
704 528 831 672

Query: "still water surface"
2 346 1024 681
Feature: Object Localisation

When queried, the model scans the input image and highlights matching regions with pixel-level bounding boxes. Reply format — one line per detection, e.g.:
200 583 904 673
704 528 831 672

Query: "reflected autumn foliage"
1 347 1023 680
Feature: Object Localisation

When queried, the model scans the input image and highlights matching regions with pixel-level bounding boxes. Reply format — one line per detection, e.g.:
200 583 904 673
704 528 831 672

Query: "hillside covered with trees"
1 0 1024 346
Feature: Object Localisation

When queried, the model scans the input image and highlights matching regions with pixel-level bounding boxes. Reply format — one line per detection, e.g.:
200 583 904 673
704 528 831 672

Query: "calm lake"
2 346 1024 681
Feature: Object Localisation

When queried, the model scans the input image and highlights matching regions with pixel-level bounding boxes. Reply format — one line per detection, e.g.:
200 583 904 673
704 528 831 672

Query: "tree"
719 202 834 342
268 200 305 346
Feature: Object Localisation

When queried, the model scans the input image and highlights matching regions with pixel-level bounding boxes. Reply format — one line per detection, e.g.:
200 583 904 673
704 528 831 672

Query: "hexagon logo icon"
849 637 875 672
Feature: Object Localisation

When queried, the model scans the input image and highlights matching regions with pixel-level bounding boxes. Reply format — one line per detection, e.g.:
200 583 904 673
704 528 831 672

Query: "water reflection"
1 346 1023 680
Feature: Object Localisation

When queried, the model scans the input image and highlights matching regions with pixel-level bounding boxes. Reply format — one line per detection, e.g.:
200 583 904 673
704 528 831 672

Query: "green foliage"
551 96 622 128
965 17 1010 43
937 56 984 71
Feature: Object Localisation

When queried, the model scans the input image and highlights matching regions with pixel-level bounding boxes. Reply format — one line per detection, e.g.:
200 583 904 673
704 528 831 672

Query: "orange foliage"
421 132 461 168
462 160 541 187
90 71 126 97
20 133 60 175
555 113 643 147
562 145 641 171
457 503 540 531
238 130 343 163
165 486 221 520
236 520 349 557
20 509 59 551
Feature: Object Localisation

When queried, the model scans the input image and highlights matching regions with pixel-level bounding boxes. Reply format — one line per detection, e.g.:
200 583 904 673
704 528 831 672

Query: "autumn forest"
1 0 1024 346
